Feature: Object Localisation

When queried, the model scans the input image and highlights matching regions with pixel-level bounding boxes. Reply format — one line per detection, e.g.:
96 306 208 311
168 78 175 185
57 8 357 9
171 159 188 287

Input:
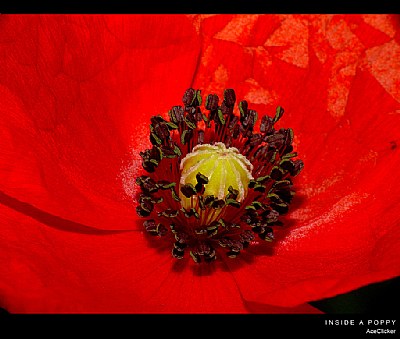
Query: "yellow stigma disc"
179 142 253 208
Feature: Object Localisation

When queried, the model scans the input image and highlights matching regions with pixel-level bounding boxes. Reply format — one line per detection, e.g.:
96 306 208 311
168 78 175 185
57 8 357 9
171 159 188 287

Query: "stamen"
134 88 304 263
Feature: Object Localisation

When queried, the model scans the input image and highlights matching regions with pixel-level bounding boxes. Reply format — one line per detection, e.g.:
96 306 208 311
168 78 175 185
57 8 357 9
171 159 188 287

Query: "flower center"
134 88 304 263
179 142 253 213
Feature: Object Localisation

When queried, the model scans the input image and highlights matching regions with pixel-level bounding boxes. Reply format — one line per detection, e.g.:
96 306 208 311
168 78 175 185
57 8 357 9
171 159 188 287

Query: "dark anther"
157 180 176 190
136 176 158 194
253 183 267 192
180 183 197 198
270 166 284 180
195 227 208 235
246 201 264 210
196 172 209 185
258 227 274 241
260 115 274 134
228 116 239 130
182 88 195 106
160 144 176 158
195 172 208 193
283 144 294 154
203 195 216 207
256 175 270 184
195 182 203 194
196 242 212 256
240 230 255 243
136 205 151 217
241 212 256 225
280 159 294 172
182 207 200 219
273 180 292 190
204 250 217 262
174 241 187 250
140 147 163 173
271 202 289 214
239 100 248 122
248 179 257 189
226 250 240 258
189 251 201 263
218 237 233 248
150 116 170 141
217 109 226 125
225 199 241 208
181 129 193 145
261 209 279 223
184 89 202 108
275 189 295 204
268 193 283 204
205 93 219 111
168 106 185 124
290 159 304 176
242 109 258 129
140 199 154 214
267 149 278 163
273 106 284 123
172 247 185 259
184 114 197 130
143 219 156 232
173 144 182 156
220 101 233 116
282 152 298 160
285 128 294 145
190 243 217 262
247 133 263 147
223 89 236 107
224 221 240 230
166 121 178 131
265 132 285 145
230 240 244 253
170 188 181 202
251 225 263 234
211 199 225 209
150 132 162 146
158 209 180 218
143 220 167 236
226 186 239 200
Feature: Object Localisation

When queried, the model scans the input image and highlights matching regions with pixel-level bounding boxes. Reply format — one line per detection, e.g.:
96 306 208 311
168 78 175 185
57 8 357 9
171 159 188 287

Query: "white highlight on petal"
282 192 370 247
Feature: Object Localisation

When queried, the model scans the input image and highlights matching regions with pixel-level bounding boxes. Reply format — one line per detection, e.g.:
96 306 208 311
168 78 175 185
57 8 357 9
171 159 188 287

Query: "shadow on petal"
0 190 136 235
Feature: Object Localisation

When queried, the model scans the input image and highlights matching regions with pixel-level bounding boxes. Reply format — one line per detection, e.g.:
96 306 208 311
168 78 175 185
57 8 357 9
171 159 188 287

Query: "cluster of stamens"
135 88 303 263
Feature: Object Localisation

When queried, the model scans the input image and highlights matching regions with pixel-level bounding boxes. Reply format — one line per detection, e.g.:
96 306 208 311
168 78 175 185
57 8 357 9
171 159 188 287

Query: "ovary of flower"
179 142 254 209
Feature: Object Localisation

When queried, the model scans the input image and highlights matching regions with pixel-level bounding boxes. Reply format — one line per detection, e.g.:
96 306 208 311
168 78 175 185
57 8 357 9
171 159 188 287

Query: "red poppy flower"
0 14 399 313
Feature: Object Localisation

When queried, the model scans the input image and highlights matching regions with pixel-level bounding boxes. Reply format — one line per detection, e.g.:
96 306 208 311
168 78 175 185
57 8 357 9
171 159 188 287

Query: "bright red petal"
0 203 249 313
0 202 325 313
1 14 400 313
189 14 400 306
0 15 200 230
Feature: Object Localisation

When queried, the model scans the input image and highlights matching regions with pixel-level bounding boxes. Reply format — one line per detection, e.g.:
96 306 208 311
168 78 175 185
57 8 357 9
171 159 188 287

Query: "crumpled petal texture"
0 14 399 312
0 14 200 230
189 14 400 306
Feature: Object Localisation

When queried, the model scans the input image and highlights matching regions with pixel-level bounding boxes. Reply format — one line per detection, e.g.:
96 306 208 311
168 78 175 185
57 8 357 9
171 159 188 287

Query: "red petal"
1 14 400 312
0 15 200 230
190 14 400 306
0 203 253 313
